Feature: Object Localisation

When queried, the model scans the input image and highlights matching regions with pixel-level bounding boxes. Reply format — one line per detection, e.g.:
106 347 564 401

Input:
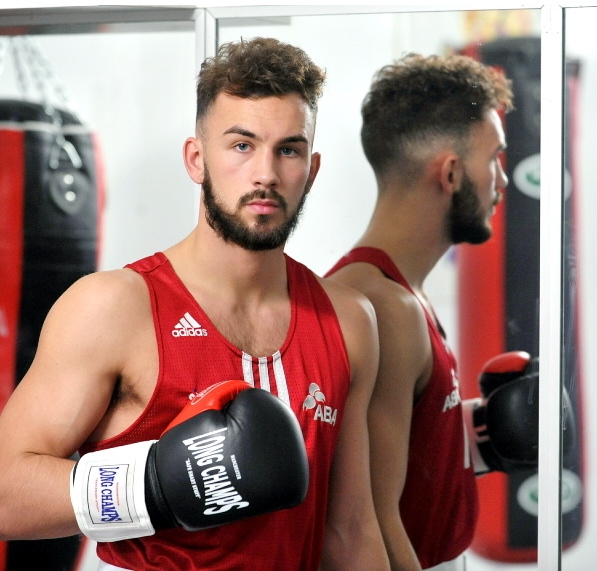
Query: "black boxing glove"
70 380 309 541
463 351 539 475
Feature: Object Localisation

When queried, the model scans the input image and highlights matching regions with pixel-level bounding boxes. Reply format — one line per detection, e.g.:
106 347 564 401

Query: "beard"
201 166 309 251
448 171 495 245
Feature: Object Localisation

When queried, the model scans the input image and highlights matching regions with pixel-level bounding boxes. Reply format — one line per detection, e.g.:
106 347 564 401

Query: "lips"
239 188 288 215
246 199 280 215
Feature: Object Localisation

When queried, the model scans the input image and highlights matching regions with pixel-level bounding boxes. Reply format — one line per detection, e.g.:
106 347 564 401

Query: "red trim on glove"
482 351 531 374
162 380 251 434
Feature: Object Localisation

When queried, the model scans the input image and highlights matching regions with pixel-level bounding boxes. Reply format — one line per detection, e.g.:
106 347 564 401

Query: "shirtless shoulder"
326 262 432 398
52 267 152 360
317 274 379 389
37 267 157 440
0 266 159 461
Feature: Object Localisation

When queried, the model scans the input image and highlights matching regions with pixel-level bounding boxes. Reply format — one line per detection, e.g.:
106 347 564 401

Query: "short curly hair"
195 37 326 129
361 53 513 180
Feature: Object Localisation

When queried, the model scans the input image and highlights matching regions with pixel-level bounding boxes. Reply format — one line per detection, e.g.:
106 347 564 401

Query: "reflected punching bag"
457 36 584 562
0 37 104 571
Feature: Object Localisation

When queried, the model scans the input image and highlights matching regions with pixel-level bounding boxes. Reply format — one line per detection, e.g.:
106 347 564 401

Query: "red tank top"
80 252 350 570
326 247 478 568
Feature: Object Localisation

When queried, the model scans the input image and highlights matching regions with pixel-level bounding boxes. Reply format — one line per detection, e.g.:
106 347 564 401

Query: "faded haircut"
360 52 514 181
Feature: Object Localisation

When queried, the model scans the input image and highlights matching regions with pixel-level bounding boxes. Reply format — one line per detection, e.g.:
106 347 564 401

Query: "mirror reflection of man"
327 53 539 571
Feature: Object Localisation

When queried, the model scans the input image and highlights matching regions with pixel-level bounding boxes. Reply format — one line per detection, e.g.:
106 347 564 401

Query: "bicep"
2 354 114 461
368 294 431 512
0 273 131 461
325 291 379 526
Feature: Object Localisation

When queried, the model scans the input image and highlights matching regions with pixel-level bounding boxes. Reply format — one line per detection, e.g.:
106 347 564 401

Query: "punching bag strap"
10 36 75 114
2 36 91 215
5 36 84 173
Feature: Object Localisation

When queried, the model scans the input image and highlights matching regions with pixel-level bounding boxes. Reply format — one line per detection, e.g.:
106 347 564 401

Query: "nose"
252 151 280 189
497 159 508 189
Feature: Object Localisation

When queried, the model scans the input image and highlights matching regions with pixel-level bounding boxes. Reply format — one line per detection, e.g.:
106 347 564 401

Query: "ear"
182 136 205 184
305 152 321 193
438 152 463 196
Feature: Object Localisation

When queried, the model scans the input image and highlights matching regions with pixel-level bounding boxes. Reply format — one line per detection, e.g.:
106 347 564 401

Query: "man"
326 53 518 571
0 37 389 571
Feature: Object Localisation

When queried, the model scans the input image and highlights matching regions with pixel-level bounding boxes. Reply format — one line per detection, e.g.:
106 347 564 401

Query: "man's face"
197 92 319 251
448 108 508 245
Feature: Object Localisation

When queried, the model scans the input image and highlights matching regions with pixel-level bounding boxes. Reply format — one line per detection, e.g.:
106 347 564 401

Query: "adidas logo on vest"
172 312 208 337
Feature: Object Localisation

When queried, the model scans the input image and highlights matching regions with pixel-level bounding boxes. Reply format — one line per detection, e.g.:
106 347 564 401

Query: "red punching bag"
0 36 105 571
457 36 584 562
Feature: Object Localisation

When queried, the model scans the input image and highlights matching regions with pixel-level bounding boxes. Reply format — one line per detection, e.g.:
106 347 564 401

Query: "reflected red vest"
326 247 478 568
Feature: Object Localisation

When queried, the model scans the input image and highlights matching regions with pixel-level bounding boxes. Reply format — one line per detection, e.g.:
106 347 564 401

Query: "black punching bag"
457 36 584 562
0 86 104 571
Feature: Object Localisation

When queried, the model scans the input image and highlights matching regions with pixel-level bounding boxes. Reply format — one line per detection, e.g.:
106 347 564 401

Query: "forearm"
320 519 390 571
0 453 78 540
382 522 422 571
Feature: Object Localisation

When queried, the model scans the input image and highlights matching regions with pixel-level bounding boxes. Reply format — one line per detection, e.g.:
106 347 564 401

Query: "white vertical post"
539 4 564 570
191 8 217 217
195 7 218 67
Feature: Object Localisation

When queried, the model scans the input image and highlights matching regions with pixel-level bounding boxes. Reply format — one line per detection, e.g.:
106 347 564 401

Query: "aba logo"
303 382 337 426
442 368 462 412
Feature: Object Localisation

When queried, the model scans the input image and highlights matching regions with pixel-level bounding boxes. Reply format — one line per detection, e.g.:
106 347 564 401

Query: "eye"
280 147 298 156
235 142 251 152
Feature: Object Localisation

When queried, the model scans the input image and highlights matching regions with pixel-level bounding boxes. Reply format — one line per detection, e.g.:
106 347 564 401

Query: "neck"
164 219 288 302
356 185 451 291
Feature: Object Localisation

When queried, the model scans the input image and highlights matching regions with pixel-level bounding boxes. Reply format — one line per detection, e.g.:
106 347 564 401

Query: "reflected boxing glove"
70 380 309 542
463 351 539 475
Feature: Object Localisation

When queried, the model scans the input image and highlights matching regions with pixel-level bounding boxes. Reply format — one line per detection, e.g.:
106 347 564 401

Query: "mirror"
217 9 542 571
561 7 597 570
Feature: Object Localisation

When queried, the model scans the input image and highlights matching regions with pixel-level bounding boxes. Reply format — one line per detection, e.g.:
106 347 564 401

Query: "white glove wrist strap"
70 440 158 542
462 397 491 475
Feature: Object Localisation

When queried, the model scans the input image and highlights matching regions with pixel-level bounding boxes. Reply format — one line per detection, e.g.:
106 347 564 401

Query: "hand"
71 380 309 541
464 351 539 474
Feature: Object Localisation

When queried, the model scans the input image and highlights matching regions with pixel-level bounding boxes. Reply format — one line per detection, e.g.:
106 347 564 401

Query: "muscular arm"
0 270 150 540
328 266 432 571
318 278 390 571
367 282 431 571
